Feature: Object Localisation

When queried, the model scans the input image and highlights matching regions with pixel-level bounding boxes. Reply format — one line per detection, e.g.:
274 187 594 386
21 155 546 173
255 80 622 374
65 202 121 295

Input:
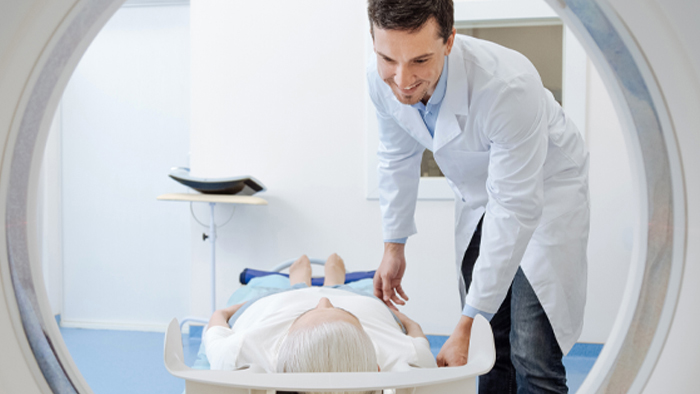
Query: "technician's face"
373 18 456 105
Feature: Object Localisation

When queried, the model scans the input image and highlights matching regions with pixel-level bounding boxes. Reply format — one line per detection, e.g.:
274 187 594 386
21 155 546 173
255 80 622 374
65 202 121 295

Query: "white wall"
58 5 192 331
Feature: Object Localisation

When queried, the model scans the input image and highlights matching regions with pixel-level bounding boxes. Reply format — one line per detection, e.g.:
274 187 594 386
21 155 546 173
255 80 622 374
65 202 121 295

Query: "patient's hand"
436 315 473 367
207 302 246 329
222 302 246 318
392 309 427 340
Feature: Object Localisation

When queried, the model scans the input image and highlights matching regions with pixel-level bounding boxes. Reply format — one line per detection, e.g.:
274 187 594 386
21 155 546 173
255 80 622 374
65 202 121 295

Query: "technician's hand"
374 242 409 310
436 315 473 367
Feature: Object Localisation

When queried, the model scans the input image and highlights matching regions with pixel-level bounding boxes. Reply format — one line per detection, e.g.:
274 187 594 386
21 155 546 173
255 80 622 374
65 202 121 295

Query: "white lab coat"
368 34 590 354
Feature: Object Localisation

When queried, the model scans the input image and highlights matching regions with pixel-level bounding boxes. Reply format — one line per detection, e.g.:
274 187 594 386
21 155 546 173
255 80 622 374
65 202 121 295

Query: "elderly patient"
204 254 437 377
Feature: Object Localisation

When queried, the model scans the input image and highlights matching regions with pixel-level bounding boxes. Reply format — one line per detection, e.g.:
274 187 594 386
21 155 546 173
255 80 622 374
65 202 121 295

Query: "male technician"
368 0 590 392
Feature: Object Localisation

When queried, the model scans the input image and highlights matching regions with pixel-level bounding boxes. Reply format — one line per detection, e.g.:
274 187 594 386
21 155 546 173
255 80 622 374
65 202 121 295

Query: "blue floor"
60 326 601 393
59 327 201 394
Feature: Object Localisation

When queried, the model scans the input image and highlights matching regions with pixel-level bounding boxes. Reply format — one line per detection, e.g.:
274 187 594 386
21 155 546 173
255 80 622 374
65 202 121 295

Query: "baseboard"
60 318 185 333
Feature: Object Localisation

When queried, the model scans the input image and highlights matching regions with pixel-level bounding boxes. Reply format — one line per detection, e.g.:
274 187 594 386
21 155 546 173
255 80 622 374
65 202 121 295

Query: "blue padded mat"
239 268 376 286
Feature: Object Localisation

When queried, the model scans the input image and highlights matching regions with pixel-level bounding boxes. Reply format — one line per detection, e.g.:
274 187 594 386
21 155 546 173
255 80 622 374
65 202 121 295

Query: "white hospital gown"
204 286 437 372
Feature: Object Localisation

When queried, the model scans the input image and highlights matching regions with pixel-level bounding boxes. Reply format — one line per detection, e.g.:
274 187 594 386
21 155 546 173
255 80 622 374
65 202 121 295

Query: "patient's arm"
208 302 246 329
392 309 427 340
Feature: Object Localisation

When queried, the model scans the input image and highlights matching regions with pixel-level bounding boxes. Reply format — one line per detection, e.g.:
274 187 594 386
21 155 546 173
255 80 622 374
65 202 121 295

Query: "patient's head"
276 318 377 373
276 297 379 394
278 297 377 372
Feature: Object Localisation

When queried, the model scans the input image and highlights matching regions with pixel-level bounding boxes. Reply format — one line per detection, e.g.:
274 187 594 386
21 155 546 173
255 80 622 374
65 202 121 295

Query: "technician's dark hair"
367 0 454 43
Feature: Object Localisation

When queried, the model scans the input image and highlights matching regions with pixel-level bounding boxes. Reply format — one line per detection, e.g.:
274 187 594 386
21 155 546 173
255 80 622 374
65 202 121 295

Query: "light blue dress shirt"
410 58 449 138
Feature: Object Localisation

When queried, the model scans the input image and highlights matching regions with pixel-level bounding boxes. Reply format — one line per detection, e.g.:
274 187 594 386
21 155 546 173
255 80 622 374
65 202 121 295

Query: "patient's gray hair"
277 321 380 394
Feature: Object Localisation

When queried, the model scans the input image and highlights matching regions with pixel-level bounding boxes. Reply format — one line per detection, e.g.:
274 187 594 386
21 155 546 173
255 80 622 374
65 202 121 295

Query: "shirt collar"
411 57 449 111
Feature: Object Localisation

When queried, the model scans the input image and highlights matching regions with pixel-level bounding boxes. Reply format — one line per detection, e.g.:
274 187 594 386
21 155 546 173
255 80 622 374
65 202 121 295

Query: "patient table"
163 259 496 393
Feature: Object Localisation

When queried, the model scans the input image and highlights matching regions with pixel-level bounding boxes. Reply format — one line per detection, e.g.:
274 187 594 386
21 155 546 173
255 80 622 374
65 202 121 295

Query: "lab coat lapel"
433 47 469 152
391 103 433 150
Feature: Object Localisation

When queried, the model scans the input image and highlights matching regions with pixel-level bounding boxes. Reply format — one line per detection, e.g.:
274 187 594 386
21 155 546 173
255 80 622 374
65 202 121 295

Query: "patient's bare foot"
323 253 346 286
289 255 312 286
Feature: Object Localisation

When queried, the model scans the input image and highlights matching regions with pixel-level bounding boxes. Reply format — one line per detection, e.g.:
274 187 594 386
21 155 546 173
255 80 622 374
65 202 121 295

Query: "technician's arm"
437 75 550 368
436 316 472 367
463 74 549 319
207 302 245 329
369 73 424 309
375 110 424 242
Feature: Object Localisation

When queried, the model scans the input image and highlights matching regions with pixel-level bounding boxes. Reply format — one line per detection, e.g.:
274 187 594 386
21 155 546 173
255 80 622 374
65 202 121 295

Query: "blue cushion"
239 268 376 286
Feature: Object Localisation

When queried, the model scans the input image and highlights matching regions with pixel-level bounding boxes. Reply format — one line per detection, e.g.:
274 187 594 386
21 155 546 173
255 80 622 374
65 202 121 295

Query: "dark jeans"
461 216 568 394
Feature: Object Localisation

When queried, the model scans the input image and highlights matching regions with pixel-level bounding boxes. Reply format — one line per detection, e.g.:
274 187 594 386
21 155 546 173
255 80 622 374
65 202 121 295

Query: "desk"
157 193 268 329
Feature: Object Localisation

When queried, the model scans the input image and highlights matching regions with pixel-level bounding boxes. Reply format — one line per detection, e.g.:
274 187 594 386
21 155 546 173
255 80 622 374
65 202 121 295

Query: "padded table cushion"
239 268 376 286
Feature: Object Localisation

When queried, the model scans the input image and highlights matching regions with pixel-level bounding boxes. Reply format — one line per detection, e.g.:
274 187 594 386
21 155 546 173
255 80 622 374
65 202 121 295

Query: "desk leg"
209 202 217 314
181 202 218 332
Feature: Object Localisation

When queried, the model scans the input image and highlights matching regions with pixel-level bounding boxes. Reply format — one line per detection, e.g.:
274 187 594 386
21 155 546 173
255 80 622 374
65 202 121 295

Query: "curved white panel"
0 0 698 393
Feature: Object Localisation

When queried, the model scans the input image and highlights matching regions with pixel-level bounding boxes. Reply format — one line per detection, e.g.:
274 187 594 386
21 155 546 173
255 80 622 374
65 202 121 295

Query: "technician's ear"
444 27 457 56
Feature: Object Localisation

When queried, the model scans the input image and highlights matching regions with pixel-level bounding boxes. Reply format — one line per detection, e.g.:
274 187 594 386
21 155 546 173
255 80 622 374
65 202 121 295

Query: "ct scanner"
0 0 698 392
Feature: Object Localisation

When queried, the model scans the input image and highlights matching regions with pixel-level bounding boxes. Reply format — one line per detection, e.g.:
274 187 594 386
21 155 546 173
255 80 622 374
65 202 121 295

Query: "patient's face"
290 297 363 331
